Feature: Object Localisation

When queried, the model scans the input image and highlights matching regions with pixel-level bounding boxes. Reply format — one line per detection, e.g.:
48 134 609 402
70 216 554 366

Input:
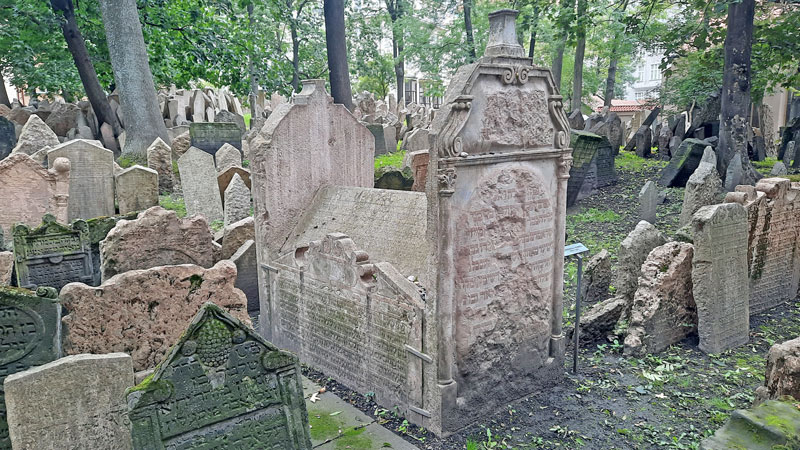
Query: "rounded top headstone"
484 9 524 58
52 157 70 174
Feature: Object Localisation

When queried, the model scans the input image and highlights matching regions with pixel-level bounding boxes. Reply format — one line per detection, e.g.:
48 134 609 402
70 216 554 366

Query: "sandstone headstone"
635 126 652 158
638 180 658 224
146 137 173 194
44 102 79 137
100 206 218 280
581 249 611 304
178 146 224 223
0 117 16 160
0 154 70 243
11 115 59 156
755 336 800 402
615 220 668 302
624 242 696 355
367 123 389 156
568 110 584 130
658 138 708 187
215 142 242 172
410 149 429 192
217 165 251 200
170 130 191 159
782 141 795 166
215 109 247 134
691 203 749 354
657 123 673 159
126 303 312 449
230 239 259 315
0 286 61 448
567 131 603 206
47 139 115 221
115 165 158 214
753 135 767 161
679 162 722 226
13 215 93 291
62 260 249 371
402 128 430 152
566 296 626 345
223 173 251 227
770 161 788 176
384 124 398 153
724 152 744 192
189 122 242 155
5 353 134 450
700 145 717 166
700 399 800 450
0 252 13 285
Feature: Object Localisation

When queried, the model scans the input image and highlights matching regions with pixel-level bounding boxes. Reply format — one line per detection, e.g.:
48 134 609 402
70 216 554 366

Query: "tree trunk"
99 0 170 157
527 5 541 59
324 0 353 110
463 0 476 63
52 0 121 137
0 74 10 107
551 0 574 92
290 22 300 93
387 0 405 102
247 2 258 120
571 0 586 112
604 48 618 108
717 0 755 179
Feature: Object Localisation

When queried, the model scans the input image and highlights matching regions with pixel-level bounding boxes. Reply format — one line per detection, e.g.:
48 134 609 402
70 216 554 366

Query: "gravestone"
755 336 800 402
217 166 251 201
657 123 673 159
215 110 246 133
367 123 389 156
566 131 603 206
658 138 708 187
402 128 430 152
595 137 618 188
753 135 766 161
5 353 134 450
100 206 218 280
423 9 572 434
638 180 658 224
11 115 59 156
384 124 398 153
692 203 749 354
0 286 61 448
616 220 667 303
189 122 242 155
47 139 115 221
634 126 652 158
178 146 224 223
587 112 624 154
115 165 158 214
0 117 16 160
221 217 254 261
231 240 259 315
215 142 242 172
0 154 70 244
782 141 795 167
771 161 787 176
568 110 584 130
679 162 722 226
13 215 92 291
724 152 744 192
146 137 173 194
223 173 251 227
410 149 430 192
701 145 717 166
0 252 12 286
127 303 312 449
62 260 249 371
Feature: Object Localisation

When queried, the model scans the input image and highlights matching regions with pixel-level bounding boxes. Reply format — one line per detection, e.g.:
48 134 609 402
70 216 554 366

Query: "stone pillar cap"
484 9 525 58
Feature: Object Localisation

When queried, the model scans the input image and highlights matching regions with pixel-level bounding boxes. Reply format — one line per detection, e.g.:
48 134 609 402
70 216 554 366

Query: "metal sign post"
564 243 589 374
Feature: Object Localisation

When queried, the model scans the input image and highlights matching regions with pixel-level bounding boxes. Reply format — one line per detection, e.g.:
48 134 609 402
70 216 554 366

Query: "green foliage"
374 151 406 171
159 195 186 218
571 208 621 224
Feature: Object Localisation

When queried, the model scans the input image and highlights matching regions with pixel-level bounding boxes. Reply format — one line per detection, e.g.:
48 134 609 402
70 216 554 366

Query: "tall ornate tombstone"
46 140 115 221
0 286 61 448
424 9 572 435
13 214 93 291
127 303 312 449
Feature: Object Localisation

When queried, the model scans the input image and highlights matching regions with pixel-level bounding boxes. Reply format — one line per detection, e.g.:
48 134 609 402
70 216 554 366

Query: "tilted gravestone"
638 181 658 224
177 146 224 223
566 131 603 207
0 286 61 448
47 139 115 221
127 303 312 449
146 137 173 194
5 353 134 450
214 142 242 172
691 203 749 354
217 166 251 201
115 165 158 214
189 122 242 156
0 117 16 161
679 162 722 226
231 239 259 316
13 214 92 291
223 173 251 227
658 138 708 187
0 154 70 245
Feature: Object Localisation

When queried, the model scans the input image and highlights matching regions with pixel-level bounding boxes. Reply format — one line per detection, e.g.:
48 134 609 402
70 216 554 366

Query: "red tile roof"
596 100 652 113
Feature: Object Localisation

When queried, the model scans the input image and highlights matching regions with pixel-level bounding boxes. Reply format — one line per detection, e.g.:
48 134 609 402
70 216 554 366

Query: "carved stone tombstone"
0 286 61 448
189 122 242 155
115 165 158 214
424 9 572 434
566 131 603 206
127 303 312 449
46 139 115 221
13 215 92 291
178 146 224 223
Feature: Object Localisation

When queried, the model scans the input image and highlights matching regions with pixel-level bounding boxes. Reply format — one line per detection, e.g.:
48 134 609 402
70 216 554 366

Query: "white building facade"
624 50 663 101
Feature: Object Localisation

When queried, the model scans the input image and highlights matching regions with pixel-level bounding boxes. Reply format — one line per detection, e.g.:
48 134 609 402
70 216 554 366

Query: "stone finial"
294 79 329 105
484 9 525 58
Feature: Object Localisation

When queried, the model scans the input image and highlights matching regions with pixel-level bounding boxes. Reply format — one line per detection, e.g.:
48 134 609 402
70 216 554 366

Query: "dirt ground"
303 151 800 450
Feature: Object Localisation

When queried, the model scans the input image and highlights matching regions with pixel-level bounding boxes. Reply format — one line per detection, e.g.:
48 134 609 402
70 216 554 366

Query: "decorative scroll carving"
548 95 571 149
303 233 376 288
437 168 457 195
481 90 553 147
436 96 473 158
498 65 531 85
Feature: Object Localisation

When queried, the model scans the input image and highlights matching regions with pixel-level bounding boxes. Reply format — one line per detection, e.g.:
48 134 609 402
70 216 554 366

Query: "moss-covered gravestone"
127 303 311 450
13 214 92 291
0 286 61 449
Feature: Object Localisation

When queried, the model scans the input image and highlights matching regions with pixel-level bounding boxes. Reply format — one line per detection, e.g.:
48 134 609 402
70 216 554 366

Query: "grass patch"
243 113 251 129
159 195 186 218
752 157 777 170
209 220 224 232
375 151 406 171
117 154 146 169
570 208 622 224
615 151 667 172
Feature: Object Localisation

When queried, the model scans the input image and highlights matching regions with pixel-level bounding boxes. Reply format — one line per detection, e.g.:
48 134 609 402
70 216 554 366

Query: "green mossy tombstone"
127 303 312 450
12 214 92 291
0 286 61 449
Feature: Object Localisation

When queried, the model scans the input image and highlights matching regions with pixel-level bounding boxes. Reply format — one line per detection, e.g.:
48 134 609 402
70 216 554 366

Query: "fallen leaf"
330 411 342 416
310 393 320 403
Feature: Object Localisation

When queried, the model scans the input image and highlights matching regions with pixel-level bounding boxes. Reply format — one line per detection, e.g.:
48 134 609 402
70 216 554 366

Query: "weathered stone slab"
171 130 191 159
223 173 251 227
566 295 626 345
700 399 800 450
231 240 258 314
0 286 61 448
0 252 12 285
127 303 312 449
402 128 430 152
100 206 219 280
215 142 242 172
13 215 93 291
692 203 749 353
567 131 603 207
771 161 788 176
62 260 249 371
221 216 254 260
146 137 173 194
217 165 251 201
624 242 696 355
11 115 59 156
0 154 70 244
679 162 722 226
0 117 16 161
782 140 795 166
189 122 242 155
410 149 429 192
581 249 611 303
5 353 134 450
115 165 158 214
755 336 800 402
638 180 658 224
47 139 115 221
178 146 224 223
658 138 708 187
568 110 584 130
615 220 667 302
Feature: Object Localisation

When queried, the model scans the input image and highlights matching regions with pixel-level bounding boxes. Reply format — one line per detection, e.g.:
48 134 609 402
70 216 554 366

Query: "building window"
637 66 645 82
635 91 645 100
404 79 418 105
650 64 661 81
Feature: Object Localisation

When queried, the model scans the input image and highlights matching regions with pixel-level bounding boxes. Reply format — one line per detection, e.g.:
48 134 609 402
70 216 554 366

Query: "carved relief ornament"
437 168 457 195
498 65 531 85
547 95 571 150
435 95 472 159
